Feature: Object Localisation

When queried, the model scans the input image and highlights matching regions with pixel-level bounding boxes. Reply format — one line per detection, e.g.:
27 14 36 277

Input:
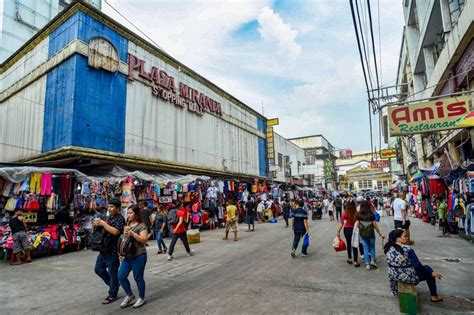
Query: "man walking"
282 199 291 228
291 200 309 258
393 191 414 245
223 200 238 241
334 196 343 222
93 198 125 305
167 202 193 261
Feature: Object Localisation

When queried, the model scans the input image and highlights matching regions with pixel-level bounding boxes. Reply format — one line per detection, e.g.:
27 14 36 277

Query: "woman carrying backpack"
118 205 149 309
356 201 385 270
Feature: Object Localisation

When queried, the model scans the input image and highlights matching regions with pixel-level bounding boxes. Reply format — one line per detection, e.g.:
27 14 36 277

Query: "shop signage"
339 149 352 159
163 189 173 195
267 118 279 127
267 127 275 160
388 95 472 135
370 160 389 169
380 148 397 159
128 54 223 117
159 196 173 204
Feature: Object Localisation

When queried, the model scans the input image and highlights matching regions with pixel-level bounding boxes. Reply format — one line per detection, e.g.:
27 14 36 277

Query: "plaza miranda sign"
388 95 472 136
127 54 223 117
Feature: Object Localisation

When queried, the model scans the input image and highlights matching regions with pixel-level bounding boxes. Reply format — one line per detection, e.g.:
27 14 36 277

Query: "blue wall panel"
42 57 77 152
44 11 128 154
256 117 265 133
258 137 267 177
71 56 126 153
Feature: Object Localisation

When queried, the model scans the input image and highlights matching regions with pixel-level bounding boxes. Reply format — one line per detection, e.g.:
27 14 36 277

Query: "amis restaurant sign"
127 54 223 117
388 95 472 136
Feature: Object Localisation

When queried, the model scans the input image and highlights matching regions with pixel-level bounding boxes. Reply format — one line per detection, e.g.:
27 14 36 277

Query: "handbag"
303 233 309 247
351 226 360 248
332 236 346 252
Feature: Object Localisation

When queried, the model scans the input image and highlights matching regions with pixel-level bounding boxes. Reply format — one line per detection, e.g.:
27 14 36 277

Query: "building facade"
0 0 101 63
336 151 391 192
0 1 268 179
394 0 473 175
289 135 337 189
270 132 307 184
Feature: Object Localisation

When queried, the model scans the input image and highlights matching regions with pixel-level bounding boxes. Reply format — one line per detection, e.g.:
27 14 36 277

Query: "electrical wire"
103 0 167 54
4 93 262 170
355 0 374 92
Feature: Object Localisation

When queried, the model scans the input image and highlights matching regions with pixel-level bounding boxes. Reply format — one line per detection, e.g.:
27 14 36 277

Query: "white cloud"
257 7 301 59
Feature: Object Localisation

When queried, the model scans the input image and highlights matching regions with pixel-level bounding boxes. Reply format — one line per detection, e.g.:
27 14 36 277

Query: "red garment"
341 211 355 228
173 209 187 234
60 174 72 202
429 179 446 194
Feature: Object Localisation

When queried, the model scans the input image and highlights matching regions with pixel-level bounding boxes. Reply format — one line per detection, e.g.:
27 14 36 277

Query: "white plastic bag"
351 226 360 248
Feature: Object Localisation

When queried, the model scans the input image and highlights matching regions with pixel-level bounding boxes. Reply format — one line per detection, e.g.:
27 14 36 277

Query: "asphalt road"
1 213 473 314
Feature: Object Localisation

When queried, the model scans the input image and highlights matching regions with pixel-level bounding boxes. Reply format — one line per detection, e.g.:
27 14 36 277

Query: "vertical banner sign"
267 127 275 161
388 95 472 136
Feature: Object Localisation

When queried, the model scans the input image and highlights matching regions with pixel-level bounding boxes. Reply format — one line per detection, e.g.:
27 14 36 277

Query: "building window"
278 153 283 168
376 181 383 190
359 180 373 189
449 0 465 27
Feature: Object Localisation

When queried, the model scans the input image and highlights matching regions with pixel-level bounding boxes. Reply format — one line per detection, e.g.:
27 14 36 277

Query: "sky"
103 0 404 152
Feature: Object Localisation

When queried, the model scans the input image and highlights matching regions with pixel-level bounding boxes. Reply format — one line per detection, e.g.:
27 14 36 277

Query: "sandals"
102 296 118 305
430 297 443 303
354 262 361 267
346 260 353 265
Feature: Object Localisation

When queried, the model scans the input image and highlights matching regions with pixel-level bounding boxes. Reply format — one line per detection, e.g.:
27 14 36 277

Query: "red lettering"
192 89 200 104
179 83 189 99
447 101 467 117
413 107 434 121
169 77 176 92
159 70 168 89
151 67 160 85
138 59 151 80
391 107 410 125
127 54 141 81
435 101 445 118
199 94 206 110
216 102 222 116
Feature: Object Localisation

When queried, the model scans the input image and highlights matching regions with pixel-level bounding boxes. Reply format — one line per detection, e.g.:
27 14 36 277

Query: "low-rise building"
270 132 307 185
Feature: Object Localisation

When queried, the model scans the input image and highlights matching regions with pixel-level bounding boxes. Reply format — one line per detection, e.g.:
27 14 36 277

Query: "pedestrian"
208 200 217 230
323 197 329 216
167 202 193 261
93 198 125 305
282 199 291 228
384 229 443 302
393 192 414 245
334 196 343 222
357 201 384 270
139 201 152 243
256 200 265 223
291 200 309 258
336 200 360 267
245 197 256 232
437 196 450 237
167 204 177 239
223 200 238 241
9 208 32 265
328 198 335 221
217 203 224 228
118 205 149 309
151 205 168 254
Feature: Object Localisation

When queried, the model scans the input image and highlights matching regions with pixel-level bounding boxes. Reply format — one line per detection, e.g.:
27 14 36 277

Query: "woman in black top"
151 205 168 254
10 209 32 265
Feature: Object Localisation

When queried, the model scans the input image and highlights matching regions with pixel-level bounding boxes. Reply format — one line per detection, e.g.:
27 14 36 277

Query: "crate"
398 282 419 315
187 229 200 244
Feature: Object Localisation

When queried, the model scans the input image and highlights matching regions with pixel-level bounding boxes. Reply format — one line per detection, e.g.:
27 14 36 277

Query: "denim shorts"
13 231 31 253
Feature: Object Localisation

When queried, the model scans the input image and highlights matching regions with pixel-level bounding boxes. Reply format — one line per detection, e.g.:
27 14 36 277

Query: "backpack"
117 234 137 259
167 209 179 226
90 228 104 251
358 220 374 238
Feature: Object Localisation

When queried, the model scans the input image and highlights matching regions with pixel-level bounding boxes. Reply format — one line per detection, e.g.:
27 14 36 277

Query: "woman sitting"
384 229 443 302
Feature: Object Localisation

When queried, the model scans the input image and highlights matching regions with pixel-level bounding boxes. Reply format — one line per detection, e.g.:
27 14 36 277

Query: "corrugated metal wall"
0 76 46 161
126 43 262 176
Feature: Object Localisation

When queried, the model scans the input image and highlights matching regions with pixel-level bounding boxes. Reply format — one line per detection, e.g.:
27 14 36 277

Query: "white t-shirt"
393 198 407 221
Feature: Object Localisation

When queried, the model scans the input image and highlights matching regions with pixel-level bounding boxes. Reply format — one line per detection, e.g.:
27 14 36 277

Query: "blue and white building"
0 1 268 179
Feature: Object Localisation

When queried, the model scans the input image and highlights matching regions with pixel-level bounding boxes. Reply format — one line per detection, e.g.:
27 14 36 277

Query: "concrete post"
423 46 436 81
440 0 452 33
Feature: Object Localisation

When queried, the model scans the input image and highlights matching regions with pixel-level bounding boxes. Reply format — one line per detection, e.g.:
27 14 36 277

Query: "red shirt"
341 211 355 228
173 209 187 234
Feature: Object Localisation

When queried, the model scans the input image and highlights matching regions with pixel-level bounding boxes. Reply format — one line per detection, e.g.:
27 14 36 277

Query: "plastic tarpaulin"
0 167 88 183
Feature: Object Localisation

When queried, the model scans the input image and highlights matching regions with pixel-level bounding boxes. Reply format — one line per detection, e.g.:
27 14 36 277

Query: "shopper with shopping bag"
336 199 360 267
291 200 309 258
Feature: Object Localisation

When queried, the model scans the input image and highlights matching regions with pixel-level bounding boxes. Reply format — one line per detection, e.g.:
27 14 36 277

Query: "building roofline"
0 0 266 121
287 134 334 147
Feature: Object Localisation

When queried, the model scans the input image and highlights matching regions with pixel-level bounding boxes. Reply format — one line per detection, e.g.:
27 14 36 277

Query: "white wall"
272 132 306 182
125 43 263 177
